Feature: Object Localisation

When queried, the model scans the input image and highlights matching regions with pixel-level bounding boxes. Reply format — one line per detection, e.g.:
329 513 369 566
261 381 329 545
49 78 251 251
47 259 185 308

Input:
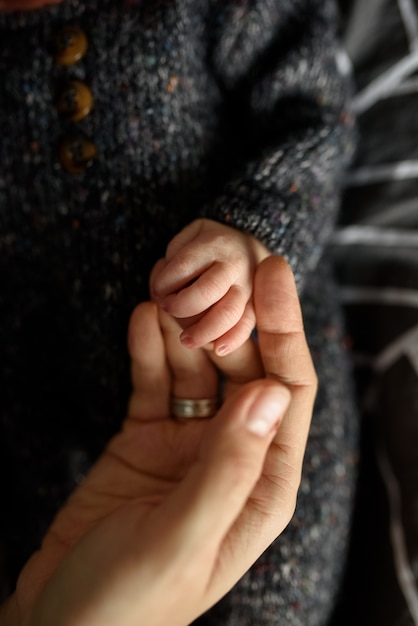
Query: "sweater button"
55 80 94 121
52 25 88 66
58 135 97 174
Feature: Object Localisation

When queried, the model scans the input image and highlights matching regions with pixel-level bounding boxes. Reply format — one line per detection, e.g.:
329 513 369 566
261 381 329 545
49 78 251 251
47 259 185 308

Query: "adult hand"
2 256 317 626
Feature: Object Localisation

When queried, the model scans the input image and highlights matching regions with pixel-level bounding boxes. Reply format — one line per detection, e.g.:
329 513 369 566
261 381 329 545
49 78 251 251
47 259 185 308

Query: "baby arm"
151 219 269 356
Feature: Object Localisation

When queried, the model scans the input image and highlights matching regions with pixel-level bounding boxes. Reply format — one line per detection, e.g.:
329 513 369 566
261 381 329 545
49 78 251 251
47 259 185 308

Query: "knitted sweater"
0 1 358 624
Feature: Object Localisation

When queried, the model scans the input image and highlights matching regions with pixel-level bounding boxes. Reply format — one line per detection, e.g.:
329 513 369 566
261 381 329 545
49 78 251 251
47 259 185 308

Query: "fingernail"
215 344 231 357
180 334 195 349
246 387 290 437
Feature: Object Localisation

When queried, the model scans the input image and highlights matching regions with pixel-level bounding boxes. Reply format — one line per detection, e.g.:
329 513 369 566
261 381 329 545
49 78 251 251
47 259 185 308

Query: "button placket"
55 80 94 122
52 24 88 67
51 24 97 174
58 135 97 175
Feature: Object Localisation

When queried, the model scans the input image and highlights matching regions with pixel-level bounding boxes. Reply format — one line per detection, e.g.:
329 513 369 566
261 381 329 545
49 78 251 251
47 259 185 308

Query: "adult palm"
5 257 317 626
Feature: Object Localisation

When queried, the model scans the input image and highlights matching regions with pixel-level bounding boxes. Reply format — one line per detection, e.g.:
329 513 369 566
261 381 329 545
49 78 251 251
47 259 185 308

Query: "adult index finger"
254 256 318 493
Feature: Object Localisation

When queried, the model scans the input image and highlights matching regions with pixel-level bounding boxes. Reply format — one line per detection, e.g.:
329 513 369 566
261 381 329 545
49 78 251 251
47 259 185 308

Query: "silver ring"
171 397 219 420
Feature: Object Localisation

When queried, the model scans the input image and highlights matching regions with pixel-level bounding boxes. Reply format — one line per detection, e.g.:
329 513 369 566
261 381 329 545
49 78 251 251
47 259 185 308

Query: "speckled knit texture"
0 1 357 624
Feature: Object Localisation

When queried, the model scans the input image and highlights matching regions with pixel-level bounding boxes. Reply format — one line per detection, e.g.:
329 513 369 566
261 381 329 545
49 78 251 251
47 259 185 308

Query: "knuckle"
196 275 224 305
218 300 243 326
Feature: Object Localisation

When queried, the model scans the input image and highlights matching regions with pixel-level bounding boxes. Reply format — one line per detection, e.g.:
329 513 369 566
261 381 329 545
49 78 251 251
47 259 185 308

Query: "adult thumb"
157 380 291 557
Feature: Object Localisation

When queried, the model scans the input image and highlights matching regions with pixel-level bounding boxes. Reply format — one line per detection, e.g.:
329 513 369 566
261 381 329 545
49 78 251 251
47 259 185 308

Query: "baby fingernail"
180 334 194 349
215 344 231 356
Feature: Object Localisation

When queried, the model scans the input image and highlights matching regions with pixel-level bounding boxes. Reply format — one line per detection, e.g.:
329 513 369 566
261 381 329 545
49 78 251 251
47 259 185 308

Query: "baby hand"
151 219 269 356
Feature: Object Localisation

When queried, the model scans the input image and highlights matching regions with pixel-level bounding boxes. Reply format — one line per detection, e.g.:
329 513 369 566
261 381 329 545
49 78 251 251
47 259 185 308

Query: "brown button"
52 25 88 66
58 135 97 174
55 80 94 122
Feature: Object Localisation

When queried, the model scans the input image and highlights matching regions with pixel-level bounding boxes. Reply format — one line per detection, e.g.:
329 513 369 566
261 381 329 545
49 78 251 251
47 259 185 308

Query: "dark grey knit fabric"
0 1 358 623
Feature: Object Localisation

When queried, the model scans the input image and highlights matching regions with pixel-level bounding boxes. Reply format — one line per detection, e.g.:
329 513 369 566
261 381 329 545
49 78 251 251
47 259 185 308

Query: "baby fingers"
179 286 251 350
156 262 235 318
